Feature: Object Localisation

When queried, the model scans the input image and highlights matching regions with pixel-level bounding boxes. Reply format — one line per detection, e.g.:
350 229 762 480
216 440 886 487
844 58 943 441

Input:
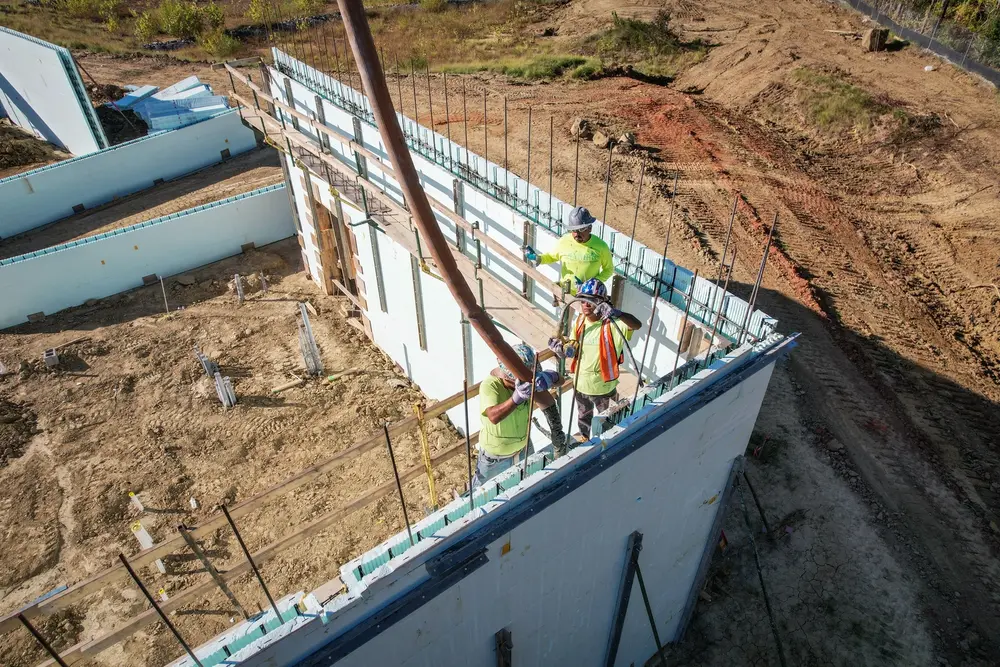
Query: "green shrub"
245 0 268 23
133 10 158 41
61 0 121 22
202 2 225 31
290 0 324 16
596 10 682 59
200 30 240 59
420 0 449 12
158 0 203 39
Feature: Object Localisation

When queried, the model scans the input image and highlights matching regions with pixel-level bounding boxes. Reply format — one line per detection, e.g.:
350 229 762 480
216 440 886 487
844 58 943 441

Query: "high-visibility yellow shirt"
538 233 614 288
573 318 630 396
478 375 529 457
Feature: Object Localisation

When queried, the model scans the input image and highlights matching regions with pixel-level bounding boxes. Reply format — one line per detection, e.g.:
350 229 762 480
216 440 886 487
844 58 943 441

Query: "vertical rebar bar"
669 269 699 387
634 171 678 399
600 143 613 224
633 561 668 666
221 505 284 624
463 378 474 512
483 89 488 178
707 248 736 352
548 116 554 222
426 65 435 161
443 72 452 170
159 276 169 314
411 60 418 135
521 357 539 479
462 78 471 171
178 524 249 620
738 212 777 343
503 96 508 175
622 157 647 282
119 554 205 667
383 423 415 546
18 614 69 667
707 196 738 316
526 107 532 213
572 131 580 206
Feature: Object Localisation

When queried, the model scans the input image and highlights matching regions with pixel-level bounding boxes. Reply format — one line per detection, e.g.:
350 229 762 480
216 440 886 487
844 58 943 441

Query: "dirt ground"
0 121 71 180
0 241 471 666
2 0 1000 664
0 148 281 261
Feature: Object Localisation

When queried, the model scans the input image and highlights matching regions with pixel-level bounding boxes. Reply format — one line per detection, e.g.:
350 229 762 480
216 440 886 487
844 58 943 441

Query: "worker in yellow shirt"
525 206 614 293
549 278 641 441
476 344 561 488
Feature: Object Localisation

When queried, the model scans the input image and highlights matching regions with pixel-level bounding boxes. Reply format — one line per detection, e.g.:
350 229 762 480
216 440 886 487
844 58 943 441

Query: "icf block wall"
237 359 777 667
0 27 107 155
0 185 294 329
0 110 258 238
271 67 701 392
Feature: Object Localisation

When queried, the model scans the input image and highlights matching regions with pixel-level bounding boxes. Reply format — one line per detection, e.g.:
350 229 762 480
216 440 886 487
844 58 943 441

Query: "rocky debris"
825 438 844 452
176 274 196 286
570 117 591 139
619 131 636 147
862 28 889 52
592 130 611 149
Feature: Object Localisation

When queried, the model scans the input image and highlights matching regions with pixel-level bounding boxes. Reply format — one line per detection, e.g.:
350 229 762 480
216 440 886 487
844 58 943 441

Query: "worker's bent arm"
597 245 615 283
537 250 560 266
616 311 642 331
484 398 520 425
533 390 555 409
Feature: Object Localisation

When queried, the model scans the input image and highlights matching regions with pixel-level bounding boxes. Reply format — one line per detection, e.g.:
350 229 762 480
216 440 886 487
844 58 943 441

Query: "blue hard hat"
498 343 536 380
577 278 608 301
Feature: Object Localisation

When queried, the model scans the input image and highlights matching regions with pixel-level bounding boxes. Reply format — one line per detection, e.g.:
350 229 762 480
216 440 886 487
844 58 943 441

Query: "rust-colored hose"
336 0 532 382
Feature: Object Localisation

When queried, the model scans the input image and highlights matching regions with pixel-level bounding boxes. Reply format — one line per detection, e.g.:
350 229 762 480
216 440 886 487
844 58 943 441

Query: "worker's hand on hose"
594 301 621 322
547 337 565 358
534 370 560 392
511 379 533 405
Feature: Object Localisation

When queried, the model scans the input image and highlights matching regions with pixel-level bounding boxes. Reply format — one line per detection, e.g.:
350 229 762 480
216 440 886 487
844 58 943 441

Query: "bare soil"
0 241 471 666
0 148 282 261
0 121 71 180
2 0 999 664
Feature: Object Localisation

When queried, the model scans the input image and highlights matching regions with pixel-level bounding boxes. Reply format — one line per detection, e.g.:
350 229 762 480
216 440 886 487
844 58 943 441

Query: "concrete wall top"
0 109 258 238
0 27 107 155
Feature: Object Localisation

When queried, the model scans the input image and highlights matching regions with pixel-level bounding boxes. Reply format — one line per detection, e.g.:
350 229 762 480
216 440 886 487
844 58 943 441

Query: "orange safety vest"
569 315 622 383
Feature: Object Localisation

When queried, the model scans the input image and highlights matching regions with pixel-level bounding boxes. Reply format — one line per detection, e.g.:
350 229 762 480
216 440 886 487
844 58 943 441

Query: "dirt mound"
0 120 69 177
0 399 36 468
86 82 127 105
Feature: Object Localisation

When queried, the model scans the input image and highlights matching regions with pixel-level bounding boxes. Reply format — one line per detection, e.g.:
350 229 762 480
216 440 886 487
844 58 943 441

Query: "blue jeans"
473 447 526 490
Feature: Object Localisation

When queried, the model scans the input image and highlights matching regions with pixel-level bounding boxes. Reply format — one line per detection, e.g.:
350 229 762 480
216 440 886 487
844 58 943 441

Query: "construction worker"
549 278 641 441
525 206 614 293
476 344 561 488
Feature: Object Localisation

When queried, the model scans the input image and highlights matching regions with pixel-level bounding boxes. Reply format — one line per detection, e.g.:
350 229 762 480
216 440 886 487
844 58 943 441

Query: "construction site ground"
2 0 1000 664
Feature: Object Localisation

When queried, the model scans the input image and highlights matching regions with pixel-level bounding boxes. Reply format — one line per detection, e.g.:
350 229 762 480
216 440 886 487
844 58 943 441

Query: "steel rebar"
634 561 668 666
178 524 249 620
18 614 69 667
119 553 204 667
738 212 778 343
383 423 415 546
548 116 554 223
600 143 613 224
572 131 580 206
622 157 647 282
222 504 284 624
525 107 532 212
462 78 471 172
668 269 699 387
443 72 452 169
634 172 678 399
426 65 436 161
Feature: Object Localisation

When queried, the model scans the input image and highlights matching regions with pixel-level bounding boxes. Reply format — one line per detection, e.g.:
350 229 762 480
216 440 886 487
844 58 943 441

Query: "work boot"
542 404 566 458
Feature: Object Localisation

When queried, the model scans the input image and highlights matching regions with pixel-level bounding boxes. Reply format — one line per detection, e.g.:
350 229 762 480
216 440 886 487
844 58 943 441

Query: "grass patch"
588 11 708 79
792 68 888 132
442 55 600 80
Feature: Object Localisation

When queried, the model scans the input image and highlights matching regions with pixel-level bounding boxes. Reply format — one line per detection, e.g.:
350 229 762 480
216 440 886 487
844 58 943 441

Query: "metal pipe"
18 614 69 667
336 0 534 380
707 196 738 318
634 172 678 399
668 269 699 387
621 157 647 282
118 554 205 667
221 505 284 624
383 423 415 547
548 116 554 223
706 248 735 353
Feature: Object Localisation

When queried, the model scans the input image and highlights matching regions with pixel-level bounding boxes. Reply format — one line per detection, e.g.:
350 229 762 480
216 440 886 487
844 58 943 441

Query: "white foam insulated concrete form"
0 27 108 155
171 335 792 667
268 50 777 438
0 110 259 238
0 184 294 329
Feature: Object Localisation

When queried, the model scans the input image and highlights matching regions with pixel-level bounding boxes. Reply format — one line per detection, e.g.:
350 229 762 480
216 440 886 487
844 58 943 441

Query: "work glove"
524 245 540 267
594 301 621 322
547 337 565 358
511 379 533 405
534 370 560 392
